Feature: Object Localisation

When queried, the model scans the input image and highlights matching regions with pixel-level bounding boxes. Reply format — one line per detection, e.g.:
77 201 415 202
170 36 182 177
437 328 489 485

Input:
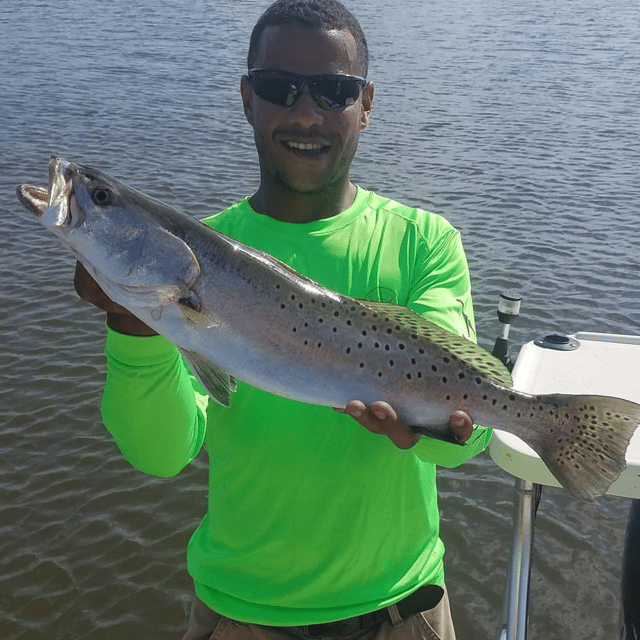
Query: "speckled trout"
17 157 640 500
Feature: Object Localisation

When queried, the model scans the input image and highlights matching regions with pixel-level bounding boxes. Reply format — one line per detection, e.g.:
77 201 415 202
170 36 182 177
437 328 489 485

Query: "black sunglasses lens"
249 73 301 107
311 77 362 109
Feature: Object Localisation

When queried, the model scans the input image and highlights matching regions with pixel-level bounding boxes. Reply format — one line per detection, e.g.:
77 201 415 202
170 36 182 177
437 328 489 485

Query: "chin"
277 174 330 195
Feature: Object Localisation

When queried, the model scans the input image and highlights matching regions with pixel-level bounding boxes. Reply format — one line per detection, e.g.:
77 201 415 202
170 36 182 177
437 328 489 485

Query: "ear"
360 82 374 130
240 75 254 126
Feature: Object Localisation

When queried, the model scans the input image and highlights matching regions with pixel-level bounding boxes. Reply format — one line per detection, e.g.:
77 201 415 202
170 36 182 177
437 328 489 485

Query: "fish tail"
530 394 640 500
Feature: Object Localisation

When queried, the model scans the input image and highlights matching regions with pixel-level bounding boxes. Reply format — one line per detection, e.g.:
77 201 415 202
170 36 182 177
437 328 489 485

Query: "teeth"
286 141 325 151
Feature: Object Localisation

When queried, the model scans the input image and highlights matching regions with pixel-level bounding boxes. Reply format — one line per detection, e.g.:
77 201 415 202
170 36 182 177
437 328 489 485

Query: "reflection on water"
1 0 639 638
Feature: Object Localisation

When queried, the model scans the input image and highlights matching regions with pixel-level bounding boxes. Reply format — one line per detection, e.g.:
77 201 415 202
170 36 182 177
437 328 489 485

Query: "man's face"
241 25 373 196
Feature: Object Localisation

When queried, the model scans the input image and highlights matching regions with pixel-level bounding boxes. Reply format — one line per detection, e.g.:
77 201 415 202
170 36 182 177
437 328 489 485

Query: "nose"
287 84 324 127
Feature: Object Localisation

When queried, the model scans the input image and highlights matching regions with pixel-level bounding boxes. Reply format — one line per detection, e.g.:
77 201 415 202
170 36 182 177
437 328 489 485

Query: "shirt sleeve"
406 223 493 467
101 326 209 477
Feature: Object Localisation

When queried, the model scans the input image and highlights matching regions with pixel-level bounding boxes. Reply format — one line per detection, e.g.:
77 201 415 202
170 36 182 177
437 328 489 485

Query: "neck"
249 181 357 223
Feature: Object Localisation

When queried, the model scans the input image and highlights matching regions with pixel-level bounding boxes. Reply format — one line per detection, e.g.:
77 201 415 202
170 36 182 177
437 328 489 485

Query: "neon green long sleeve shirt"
101 188 491 626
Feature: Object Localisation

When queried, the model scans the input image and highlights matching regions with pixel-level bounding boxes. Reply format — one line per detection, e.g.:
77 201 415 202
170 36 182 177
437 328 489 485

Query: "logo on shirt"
365 286 397 303
456 298 476 340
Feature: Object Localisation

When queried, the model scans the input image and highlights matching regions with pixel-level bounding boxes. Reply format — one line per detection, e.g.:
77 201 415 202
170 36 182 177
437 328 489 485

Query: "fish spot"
358 342 363 348
442 376 448 384
318 318 323 323
458 372 466 379
443 357 450 364
346 347 351 354
280 304 286 309
362 330 367 336
432 365 438 372
476 377 482 385
399 343 405 350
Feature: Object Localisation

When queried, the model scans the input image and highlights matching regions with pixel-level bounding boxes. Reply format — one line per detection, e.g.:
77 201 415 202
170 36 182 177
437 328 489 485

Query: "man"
75 1 491 638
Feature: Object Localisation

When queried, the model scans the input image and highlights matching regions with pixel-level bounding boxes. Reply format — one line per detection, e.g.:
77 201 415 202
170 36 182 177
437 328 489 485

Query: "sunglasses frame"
247 68 368 111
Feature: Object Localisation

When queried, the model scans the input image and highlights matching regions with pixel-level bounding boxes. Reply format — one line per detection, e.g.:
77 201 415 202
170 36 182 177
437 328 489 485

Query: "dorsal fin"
356 299 513 388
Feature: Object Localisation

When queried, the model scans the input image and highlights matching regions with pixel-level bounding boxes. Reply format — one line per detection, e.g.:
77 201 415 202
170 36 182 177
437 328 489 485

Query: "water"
1 0 639 638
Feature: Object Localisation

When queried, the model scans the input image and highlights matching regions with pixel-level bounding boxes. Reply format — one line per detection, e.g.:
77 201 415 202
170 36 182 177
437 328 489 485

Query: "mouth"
17 156 74 226
16 184 49 217
284 140 329 152
279 134 331 158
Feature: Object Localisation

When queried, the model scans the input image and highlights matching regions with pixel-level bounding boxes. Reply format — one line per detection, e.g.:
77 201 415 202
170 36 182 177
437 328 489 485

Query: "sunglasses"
247 68 367 111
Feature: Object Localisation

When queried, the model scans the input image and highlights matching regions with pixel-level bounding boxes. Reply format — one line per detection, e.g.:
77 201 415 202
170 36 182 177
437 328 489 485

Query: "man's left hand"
335 401 473 449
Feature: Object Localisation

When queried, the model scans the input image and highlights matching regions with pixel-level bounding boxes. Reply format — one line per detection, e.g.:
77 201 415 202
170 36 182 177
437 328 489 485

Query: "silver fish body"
17 157 640 500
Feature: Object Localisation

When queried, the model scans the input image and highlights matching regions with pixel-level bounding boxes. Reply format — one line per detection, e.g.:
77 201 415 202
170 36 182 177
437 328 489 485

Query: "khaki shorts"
182 587 456 640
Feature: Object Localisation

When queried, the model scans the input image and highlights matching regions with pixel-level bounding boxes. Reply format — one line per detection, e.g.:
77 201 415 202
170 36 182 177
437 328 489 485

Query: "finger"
449 410 473 443
370 400 398 422
344 400 420 450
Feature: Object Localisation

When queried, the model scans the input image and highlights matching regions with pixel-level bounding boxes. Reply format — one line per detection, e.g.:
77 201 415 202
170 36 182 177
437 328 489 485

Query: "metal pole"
499 478 540 640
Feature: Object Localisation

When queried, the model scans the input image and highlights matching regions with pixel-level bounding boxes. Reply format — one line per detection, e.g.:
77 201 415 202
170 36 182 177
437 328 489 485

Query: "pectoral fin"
177 292 218 328
179 348 237 407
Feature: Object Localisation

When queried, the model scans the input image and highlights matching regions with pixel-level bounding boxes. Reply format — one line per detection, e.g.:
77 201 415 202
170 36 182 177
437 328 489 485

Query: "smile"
284 141 329 152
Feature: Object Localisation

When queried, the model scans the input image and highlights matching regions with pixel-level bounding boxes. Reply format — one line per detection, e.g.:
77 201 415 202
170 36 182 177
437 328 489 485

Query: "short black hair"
248 0 369 76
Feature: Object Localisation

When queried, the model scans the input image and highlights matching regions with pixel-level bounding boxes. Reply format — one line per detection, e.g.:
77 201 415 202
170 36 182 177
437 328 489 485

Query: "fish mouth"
17 156 74 226
16 184 49 216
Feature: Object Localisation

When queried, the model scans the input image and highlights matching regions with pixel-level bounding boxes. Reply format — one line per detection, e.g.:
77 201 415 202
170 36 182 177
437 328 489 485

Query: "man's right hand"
74 261 158 336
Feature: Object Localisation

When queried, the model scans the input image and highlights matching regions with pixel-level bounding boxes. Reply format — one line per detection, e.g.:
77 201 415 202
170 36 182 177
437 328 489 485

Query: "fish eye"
91 187 113 206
